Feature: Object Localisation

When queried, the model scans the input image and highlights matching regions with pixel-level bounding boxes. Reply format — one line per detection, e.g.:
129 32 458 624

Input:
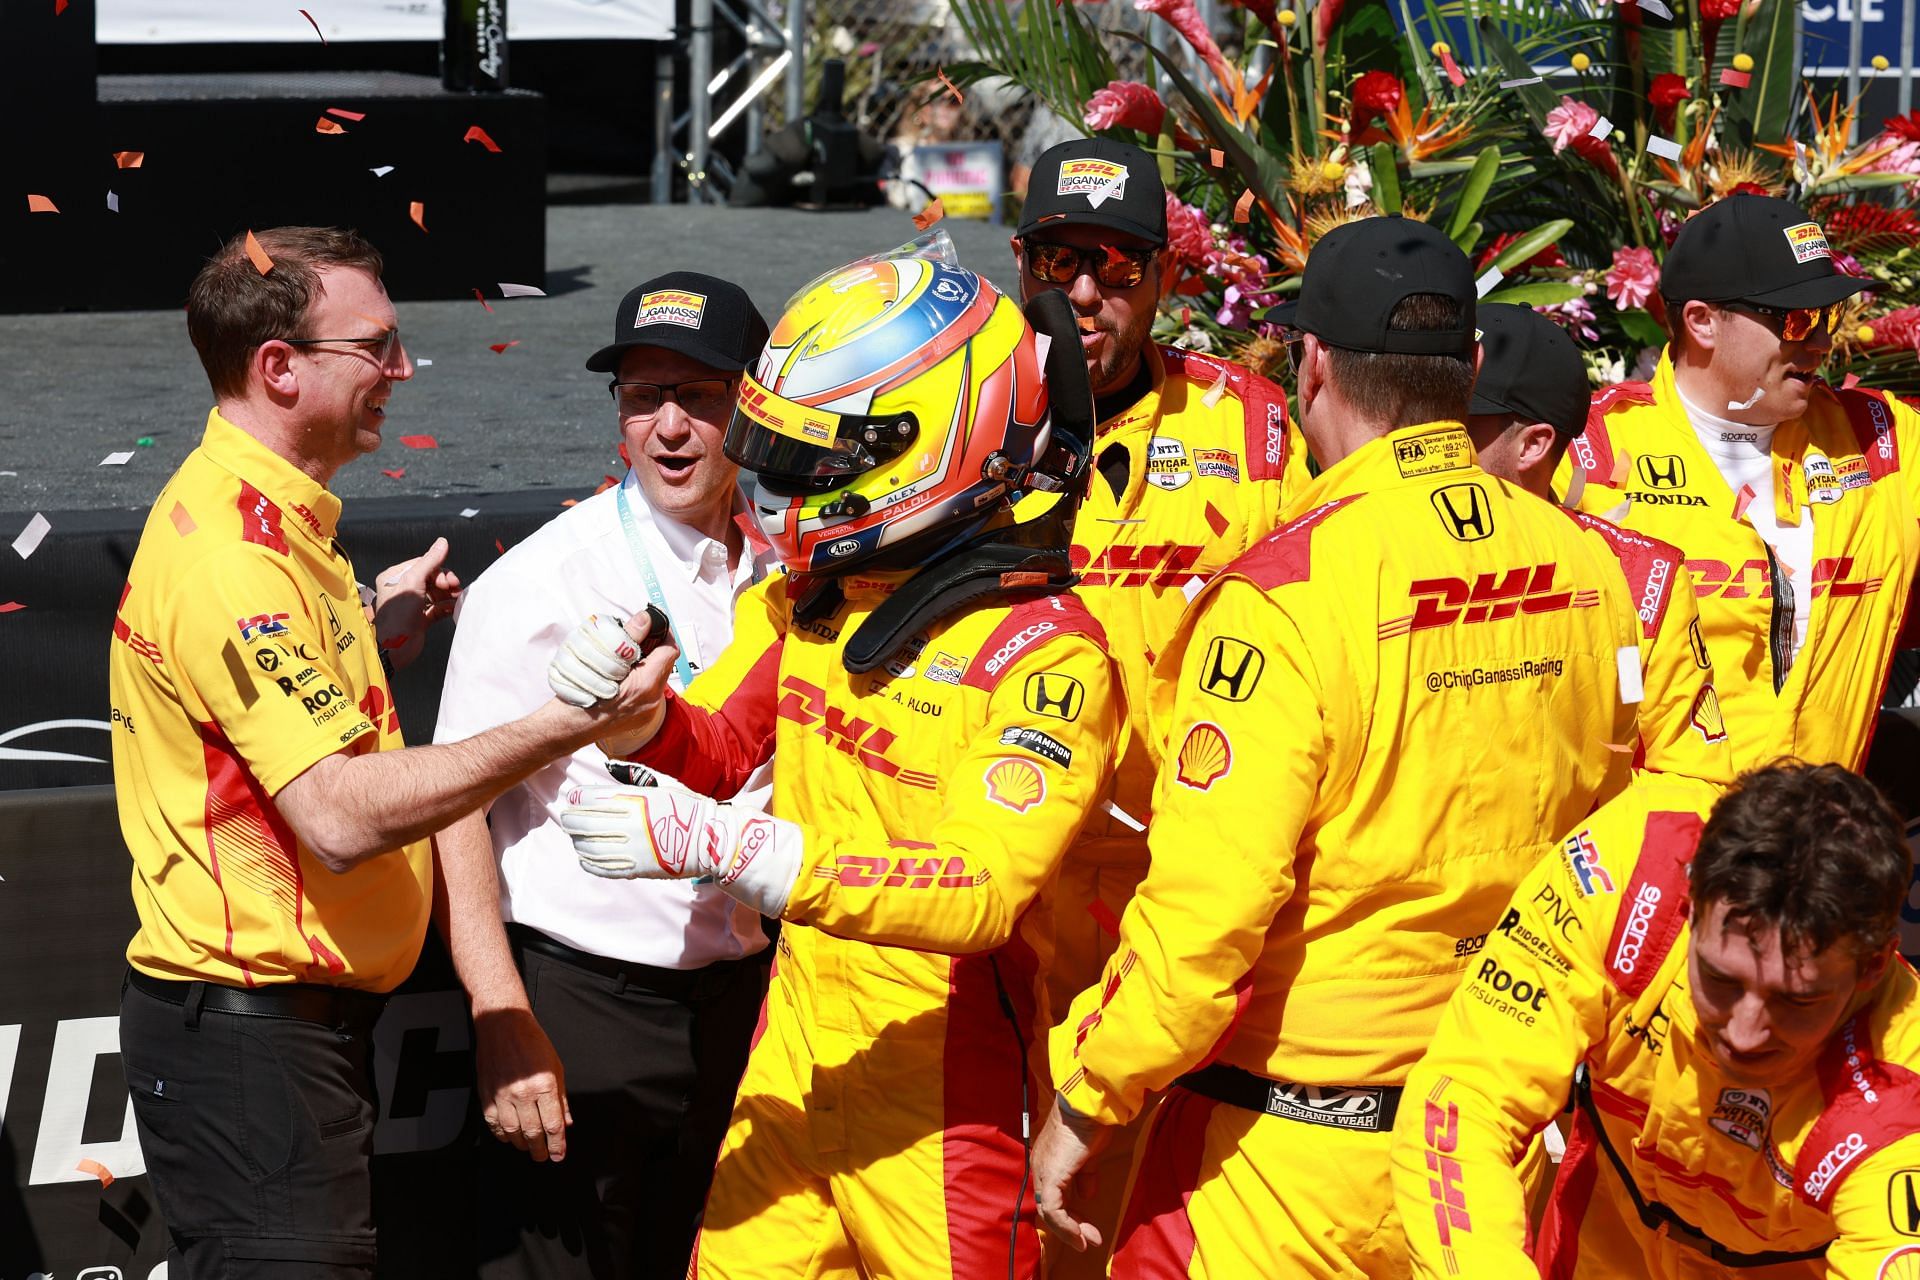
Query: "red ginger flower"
1136 0 1236 91
1649 73 1689 129
1084 81 1168 133
1865 305 1920 350
1885 110 1920 142
1350 70 1405 123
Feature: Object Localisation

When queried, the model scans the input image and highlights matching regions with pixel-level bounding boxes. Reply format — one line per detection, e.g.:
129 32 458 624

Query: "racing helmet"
725 255 1059 577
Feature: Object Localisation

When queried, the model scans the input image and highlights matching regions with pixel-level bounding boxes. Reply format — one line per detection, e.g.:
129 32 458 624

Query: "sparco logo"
1611 882 1662 974
1639 557 1671 625
1805 1131 1867 1201
1265 405 1285 467
984 622 1057 676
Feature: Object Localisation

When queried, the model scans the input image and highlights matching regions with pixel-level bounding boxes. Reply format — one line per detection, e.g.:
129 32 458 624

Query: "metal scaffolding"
653 0 808 203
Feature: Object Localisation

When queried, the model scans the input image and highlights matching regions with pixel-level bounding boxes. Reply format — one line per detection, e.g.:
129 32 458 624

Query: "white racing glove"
548 613 640 707
560 782 804 918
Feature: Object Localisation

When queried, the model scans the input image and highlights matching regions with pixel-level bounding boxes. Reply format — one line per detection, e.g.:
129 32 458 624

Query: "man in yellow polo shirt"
110 226 667 1278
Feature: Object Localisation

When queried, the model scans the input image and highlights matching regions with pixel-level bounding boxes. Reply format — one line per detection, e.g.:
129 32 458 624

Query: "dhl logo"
776 675 936 789
1071 542 1206 588
819 853 984 889
1379 564 1593 639
1685 557 1881 600
739 383 833 444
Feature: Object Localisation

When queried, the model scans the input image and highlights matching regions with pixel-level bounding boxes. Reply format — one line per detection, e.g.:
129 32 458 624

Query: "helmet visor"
723 373 918 487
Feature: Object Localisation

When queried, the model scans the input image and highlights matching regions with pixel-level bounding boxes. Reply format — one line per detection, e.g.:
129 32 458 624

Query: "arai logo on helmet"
825 538 861 558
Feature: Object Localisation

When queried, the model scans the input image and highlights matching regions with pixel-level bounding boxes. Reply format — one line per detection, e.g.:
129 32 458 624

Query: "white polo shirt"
434 471 776 968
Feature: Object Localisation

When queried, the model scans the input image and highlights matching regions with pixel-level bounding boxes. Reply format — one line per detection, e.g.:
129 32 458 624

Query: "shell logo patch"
635 289 707 329
984 757 1046 813
1783 221 1832 264
1058 157 1129 202
1174 721 1232 791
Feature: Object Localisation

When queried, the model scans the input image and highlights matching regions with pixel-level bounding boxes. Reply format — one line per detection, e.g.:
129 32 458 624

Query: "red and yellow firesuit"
1393 773 1920 1279
1562 354 1920 771
1052 422 1655 1278
1012 343 1309 1270
624 572 1121 1280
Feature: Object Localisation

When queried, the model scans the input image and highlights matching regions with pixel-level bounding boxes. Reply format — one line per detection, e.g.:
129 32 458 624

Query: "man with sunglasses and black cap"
433 272 778 1280
1010 137 1312 1275
1473 302 1734 787
1033 216 1665 1278
1564 194 1920 775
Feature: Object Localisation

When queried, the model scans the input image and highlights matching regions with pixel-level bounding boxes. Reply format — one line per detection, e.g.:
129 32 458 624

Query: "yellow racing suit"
1052 422 1652 1278
1393 774 1920 1279
624 572 1122 1280
1012 343 1309 1272
1562 354 1920 772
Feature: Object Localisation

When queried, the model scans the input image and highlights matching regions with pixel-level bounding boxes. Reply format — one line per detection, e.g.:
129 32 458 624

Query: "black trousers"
120 972 383 1278
473 929 770 1280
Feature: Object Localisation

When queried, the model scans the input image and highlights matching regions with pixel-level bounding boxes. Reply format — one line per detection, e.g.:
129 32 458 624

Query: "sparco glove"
560 780 803 918
547 613 640 707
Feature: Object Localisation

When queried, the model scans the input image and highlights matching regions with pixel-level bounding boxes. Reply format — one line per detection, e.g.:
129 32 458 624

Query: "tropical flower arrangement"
952 0 1920 392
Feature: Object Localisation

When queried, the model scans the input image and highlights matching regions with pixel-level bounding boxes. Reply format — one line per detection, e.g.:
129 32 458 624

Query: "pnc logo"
1071 542 1207 588
776 676 936 789
1382 564 1583 639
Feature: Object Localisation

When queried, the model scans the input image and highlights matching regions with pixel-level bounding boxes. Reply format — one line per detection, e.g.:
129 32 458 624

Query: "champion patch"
635 289 707 329
1783 221 1832 264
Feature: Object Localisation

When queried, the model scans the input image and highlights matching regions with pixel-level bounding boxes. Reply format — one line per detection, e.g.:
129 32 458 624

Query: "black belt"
1573 1066 1828 1268
1178 1063 1402 1134
127 967 384 1029
507 923 765 1000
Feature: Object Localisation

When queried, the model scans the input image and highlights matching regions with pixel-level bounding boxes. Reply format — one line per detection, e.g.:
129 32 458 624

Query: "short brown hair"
187 227 385 398
1690 762 1911 960
1323 293 1476 427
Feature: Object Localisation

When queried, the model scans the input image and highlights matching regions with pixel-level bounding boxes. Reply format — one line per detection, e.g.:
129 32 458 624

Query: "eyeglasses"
281 330 405 364
1722 301 1844 343
609 379 734 419
1022 240 1156 289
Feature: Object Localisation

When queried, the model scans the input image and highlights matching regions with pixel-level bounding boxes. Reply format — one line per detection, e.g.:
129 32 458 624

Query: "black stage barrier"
0 487 581 792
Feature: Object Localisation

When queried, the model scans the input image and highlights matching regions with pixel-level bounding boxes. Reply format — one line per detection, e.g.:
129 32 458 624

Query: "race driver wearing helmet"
553 248 1123 1279
1392 763 1920 1280
1011 138 1310 1275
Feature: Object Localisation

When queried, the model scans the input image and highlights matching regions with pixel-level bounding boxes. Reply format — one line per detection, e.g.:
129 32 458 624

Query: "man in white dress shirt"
434 272 776 1280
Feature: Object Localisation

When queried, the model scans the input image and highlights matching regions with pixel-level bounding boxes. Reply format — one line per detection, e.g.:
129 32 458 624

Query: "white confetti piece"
1616 645 1644 704
460 507 479 518
1638 0 1673 17
107 190 119 213
1086 175 1126 209
1646 135 1683 161
1729 385 1765 410
371 165 395 177
0 470 16 476
98 450 135 466
1588 114 1614 139
415 358 433 367
1102 799 1146 832
1498 76 1544 87
1476 266 1505 298
12 513 50 559
1562 464 1587 510
1201 365 1230 408
1181 576 1206 603
498 282 547 298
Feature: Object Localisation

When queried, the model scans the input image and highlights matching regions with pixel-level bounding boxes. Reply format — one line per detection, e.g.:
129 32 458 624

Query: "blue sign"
1804 0 1918 73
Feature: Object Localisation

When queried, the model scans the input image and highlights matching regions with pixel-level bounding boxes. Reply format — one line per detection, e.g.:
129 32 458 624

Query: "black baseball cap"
1660 194 1868 309
584 271 770 374
1264 216 1475 356
1469 303 1589 437
1016 138 1167 247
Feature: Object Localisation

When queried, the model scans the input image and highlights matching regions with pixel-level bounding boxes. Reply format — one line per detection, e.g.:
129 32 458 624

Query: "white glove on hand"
560 783 803 918
548 614 640 708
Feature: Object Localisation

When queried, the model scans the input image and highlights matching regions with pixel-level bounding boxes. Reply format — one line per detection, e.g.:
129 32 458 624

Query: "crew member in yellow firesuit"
553 247 1122 1279
1010 136 1311 1273
1031 215 1664 1278
1393 762 1920 1279
1562 195 1920 773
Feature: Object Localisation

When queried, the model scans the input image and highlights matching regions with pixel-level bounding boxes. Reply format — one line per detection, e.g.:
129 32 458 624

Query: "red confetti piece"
1204 501 1229 537
1087 899 1121 938
113 151 145 169
76 1158 112 1187
169 502 196 537
472 288 495 313
1438 46 1467 87
1609 451 1631 485
1719 68 1751 88
1077 316 1100 332
315 117 347 135
936 66 964 104
735 511 773 554
489 341 520 354
1603 741 1635 753
1208 148 1224 167
381 634 409 649
409 201 427 232
326 107 366 121
1733 483 1756 520
1842 373 1862 390
0 601 25 613
26 194 57 213
1232 188 1255 223
1101 244 1132 269
399 435 438 449
495 538 506 554
912 197 945 231
382 468 406 479
244 229 274 275
560 498 580 507
55 0 68 13
463 125 502 153
298 8 326 42
1181 305 1191 326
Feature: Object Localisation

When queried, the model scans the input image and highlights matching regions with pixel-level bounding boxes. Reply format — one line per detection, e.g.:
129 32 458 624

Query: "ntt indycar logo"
1610 881 1663 975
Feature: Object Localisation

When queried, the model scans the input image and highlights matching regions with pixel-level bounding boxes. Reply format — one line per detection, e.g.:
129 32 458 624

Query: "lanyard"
615 484 698 691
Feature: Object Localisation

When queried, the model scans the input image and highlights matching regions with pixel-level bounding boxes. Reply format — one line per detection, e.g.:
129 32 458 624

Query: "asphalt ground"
0 203 1022 522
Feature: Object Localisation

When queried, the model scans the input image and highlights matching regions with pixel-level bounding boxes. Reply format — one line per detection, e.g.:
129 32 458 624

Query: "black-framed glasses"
281 330 404 364
609 379 735 419
1722 301 1844 343
1022 240 1156 289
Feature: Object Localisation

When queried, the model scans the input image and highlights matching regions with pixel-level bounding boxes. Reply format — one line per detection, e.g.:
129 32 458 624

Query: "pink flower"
1136 0 1235 89
1083 81 1168 133
1541 295 1599 343
1605 246 1658 310
1544 97 1600 153
1866 305 1920 351
1165 193 1213 268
